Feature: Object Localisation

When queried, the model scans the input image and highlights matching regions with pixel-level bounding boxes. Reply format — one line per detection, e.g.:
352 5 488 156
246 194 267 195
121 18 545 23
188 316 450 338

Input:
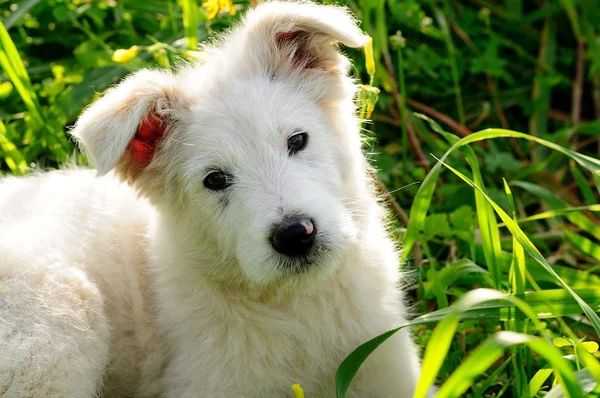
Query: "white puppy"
0 2 428 397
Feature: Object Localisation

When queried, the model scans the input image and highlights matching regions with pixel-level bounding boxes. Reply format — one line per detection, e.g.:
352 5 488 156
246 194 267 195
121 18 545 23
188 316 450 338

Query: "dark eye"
203 170 231 191
287 132 308 155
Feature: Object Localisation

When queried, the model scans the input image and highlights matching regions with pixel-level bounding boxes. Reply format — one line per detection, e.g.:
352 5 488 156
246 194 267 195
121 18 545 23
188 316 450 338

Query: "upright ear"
233 1 368 79
70 69 186 179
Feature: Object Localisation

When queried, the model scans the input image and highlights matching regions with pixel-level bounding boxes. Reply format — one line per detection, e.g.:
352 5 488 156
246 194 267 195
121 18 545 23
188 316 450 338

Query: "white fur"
0 2 431 397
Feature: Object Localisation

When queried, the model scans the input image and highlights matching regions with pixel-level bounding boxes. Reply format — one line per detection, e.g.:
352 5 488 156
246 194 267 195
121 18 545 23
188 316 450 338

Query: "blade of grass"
560 0 582 40
436 331 582 398
471 356 513 398
434 155 600 335
0 20 45 128
432 288 600 321
504 179 528 396
0 120 28 175
342 288 546 398
511 181 600 241
575 349 600 391
498 204 600 226
462 242 600 289
336 286 600 397
437 258 493 288
394 32 409 170
463 145 503 289
545 368 597 397
180 0 199 50
2 0 43 30
528 364 554 398
0 20 68 161
402 128 600 262
504 180 526 297
415 289 546 398
562 228 600 261
571 165 597 206
450 130 600 174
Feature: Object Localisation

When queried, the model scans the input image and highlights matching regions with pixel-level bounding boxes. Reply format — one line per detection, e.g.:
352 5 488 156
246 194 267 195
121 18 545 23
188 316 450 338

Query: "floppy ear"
235 1 368 79
70 69 186 179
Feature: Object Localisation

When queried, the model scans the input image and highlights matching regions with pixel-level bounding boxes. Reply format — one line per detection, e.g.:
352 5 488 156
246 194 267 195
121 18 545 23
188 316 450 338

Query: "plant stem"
396 38 409 170
433 1 466 126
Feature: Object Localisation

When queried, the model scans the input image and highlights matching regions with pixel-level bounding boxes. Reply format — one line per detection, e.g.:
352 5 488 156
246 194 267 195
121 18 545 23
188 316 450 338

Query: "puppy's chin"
237 244 347 290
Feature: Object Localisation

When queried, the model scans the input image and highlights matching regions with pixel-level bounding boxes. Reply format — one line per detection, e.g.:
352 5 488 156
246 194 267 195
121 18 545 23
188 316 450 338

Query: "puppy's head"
72 1 369 287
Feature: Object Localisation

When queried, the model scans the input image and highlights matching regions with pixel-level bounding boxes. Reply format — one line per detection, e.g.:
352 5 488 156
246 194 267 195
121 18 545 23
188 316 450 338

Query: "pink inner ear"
275 31 302 42
275 31 318 70
130 111 166 167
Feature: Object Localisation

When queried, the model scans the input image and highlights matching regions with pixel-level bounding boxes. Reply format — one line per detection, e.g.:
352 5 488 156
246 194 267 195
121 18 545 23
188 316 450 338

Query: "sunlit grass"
1 0 599 396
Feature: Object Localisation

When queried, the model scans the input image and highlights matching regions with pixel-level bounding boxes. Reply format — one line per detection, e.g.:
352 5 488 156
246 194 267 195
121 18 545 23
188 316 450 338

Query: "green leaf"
580 341 599 354
529 365 555 397
554 337 573 348
449 205 475 230
423 213 451 239
52 4 77 22
485 151 523 174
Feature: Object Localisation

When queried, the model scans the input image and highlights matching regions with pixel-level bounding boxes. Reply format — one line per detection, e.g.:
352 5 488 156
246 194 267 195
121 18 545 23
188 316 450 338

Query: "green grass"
2 0 600 396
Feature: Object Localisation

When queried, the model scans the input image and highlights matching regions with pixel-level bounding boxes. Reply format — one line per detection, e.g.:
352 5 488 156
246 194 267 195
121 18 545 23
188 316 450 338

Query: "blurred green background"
2 0 600 396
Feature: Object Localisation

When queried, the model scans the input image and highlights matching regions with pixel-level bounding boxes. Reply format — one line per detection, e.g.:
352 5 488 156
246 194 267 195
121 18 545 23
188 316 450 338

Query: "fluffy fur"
0 2 431 397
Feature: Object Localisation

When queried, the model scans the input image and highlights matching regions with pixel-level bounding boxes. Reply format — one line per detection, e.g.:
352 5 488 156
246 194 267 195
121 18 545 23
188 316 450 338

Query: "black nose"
270 217 316 256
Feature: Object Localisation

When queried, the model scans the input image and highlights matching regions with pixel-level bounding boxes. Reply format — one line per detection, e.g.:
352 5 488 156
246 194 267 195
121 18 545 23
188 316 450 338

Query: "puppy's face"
172 77 357 284
72 1 368 286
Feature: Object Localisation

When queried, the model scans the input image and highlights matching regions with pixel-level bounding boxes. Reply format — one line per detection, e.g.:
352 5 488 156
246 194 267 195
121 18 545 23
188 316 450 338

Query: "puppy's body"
0 170 164 397
0 2 427 397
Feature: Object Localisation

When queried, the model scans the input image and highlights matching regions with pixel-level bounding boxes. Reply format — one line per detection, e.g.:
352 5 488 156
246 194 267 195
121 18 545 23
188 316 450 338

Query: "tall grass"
1 0 599 396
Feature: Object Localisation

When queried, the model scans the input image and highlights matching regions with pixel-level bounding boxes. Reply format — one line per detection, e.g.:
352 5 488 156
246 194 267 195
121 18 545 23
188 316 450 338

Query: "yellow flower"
112 46 140 63
291 384 304 398
220 0 235 16
202 0 219 19
202 0 235 19
364 36 375 77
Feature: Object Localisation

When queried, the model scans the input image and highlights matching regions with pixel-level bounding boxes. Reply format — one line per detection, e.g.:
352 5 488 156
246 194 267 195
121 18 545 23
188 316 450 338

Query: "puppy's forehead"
182 77 327 168
191 78 325 137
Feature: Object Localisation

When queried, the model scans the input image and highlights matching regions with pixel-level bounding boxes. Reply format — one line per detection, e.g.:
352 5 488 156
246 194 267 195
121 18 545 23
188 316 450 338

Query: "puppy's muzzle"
270 215 316 257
